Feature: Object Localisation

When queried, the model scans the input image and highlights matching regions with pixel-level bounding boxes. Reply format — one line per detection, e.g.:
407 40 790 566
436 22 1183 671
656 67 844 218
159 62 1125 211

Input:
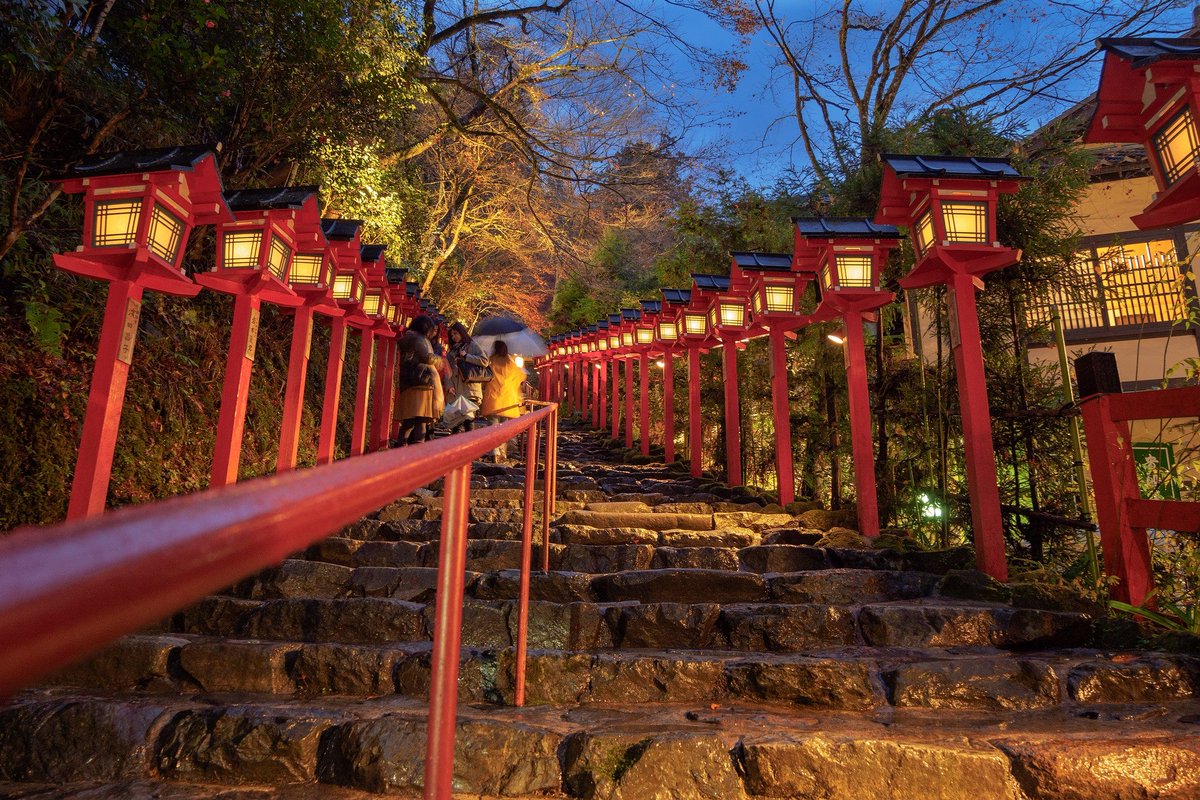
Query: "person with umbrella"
446 321 490 433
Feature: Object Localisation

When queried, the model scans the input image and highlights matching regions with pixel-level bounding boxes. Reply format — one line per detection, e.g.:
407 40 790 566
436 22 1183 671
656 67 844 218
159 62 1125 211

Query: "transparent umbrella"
472 317 547 358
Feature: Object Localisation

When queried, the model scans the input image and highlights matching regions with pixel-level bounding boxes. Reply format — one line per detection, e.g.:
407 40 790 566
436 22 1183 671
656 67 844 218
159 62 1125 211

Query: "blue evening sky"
648 2 1199 186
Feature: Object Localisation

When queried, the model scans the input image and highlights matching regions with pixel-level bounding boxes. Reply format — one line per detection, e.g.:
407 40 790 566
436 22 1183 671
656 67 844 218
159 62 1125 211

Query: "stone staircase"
3 424 1200 798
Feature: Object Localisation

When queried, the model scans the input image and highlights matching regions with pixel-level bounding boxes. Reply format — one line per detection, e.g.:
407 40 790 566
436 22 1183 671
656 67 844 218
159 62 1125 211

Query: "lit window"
719 302 745 327
146 204 185 263
92 200 142 247
913 209 935 254
290 254 324 285
1153 106 1200 186
267 236 291 280
636 328 654 344
941 202 988 244
332 273 355 300
1025 236 1187 332
834 256 873 288
224 231 262 268
765 285 794 312
658 322 677 340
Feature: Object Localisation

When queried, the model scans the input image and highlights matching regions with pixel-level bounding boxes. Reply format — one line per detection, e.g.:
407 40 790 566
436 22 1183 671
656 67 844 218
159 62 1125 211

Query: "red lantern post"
877 155 1027 580
655 292 684 463
316 218 366 464
693 274 752 487
595 321 611 429
1085 38 1200 228
735 252 814 506
617 309 640 449
670 289 709 477
793 221 903 536
55 145 232 519
634 301 662 456
200 187 323 487
276 196 345 473
351 245 393 456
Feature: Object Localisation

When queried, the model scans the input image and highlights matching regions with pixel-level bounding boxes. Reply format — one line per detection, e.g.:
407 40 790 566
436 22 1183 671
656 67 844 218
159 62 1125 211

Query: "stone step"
48 634 1200 714
314 535 978 576
5 692 1200 799
231 562 945 605
163 595 1094 652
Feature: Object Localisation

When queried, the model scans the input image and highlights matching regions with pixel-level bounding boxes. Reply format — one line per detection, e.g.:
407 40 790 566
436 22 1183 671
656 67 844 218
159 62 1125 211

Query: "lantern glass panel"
362 291 382 317
719 302 745 327
913 209 935 254
765 285 794 312
609 335 620 348
621 332 634 347
92 200 141 248
941 202 988 244
658 322 677 340
291 254 324 285
332 273 354 300
224 231 263 268
684 313 707 336
599 338 608 350
752 291 763 314
1153 106 1200 186
834 255 873 288
820 259 833 290
354 280 364 302
636 328 653 344
267 235 291 280
146 204 185 263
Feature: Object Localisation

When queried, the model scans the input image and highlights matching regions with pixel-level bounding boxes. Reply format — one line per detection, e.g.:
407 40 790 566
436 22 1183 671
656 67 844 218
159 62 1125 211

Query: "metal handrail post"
424 463 473 800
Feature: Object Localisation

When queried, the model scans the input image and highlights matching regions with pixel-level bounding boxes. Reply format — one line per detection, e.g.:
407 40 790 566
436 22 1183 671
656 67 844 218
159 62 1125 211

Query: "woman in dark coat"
446 321 489 433
394 315 441 445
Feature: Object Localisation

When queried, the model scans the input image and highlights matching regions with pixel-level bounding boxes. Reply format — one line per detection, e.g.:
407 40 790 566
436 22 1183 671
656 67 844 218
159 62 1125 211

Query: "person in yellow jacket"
480 340 526 462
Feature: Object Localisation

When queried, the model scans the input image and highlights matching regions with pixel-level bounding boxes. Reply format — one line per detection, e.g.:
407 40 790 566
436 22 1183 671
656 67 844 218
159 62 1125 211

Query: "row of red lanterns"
541 35 1200 584
52 144 448 520
541 153 1023 579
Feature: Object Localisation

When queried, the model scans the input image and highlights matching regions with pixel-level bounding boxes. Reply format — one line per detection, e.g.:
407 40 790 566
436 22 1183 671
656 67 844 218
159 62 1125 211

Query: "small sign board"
244 307 261 362
1133 441 1182 501
117 297 142 365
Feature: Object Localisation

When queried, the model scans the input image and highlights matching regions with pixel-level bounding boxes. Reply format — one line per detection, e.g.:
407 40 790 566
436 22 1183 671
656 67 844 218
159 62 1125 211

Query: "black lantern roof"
587 324 599 334
793 218 903 239
360 244 387 262
620 308 641 322
321 218 364 241
640 299 662 314
662 288 692 304
68 144 220 178
1099 37 1200 67
608 313 623 325
692 274 731 291
223 186 318 211
731 251 793 270
385 268 408 285
880 154 1024 180
597 320 610 330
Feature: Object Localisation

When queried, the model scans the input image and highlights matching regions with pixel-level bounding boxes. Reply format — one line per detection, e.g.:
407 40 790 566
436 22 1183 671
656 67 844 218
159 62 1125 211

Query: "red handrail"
0 401 559 800
1079 386 1200 607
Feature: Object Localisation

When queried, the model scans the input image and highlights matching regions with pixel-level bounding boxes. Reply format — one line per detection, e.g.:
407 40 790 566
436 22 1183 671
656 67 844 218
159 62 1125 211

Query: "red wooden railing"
1079 385 1200 606
0 401 558 800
